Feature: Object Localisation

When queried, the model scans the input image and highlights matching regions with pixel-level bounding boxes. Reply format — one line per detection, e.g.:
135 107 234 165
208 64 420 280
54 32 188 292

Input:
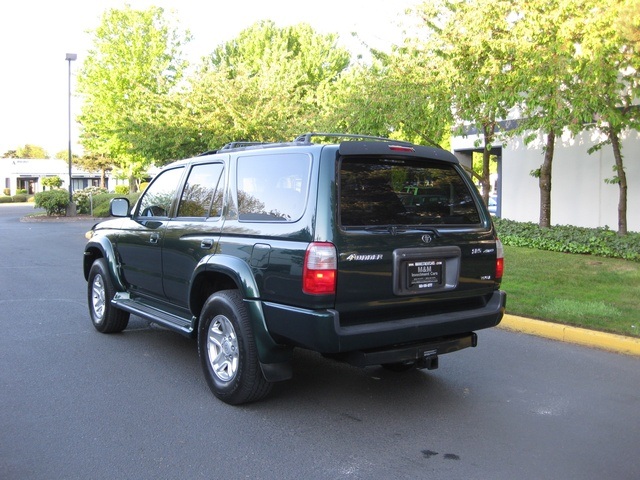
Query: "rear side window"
237 153 311 222
339 157 480 226
177 163 224 218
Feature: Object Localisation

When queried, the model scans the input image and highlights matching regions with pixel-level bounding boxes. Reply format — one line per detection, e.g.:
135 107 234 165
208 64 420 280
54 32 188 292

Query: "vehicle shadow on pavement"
101 315 466 413
270 348 462 410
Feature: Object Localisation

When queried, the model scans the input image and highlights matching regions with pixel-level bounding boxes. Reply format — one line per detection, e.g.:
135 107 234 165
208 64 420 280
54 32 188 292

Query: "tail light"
388 145 415 153
496 238 504 281
303 242 337 295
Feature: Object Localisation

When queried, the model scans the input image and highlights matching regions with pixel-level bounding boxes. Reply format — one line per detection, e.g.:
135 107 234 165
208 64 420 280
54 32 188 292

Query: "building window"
17 178 37 194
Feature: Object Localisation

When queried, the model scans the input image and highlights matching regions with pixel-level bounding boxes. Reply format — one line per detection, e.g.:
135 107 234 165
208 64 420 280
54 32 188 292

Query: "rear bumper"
263 290 506 354
342 332 477 368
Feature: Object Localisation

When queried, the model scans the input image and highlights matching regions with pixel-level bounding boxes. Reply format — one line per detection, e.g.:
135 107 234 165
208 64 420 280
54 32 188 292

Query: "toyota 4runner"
83 133 506 405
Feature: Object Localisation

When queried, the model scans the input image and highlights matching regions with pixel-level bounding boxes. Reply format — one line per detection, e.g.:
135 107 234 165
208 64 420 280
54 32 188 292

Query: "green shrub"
90 192 142 217
17 189 27 195
42 176 63 189
3 188 10 196
115 185 130 195
34 189 69 216
493 218 640 262
12 194 28 203
0 196 12 203
73 186 108 214
91 193 119 217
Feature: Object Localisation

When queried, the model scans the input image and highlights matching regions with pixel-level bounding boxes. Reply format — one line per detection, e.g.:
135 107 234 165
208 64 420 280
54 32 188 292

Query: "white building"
452 127 640 233
1 158 111 196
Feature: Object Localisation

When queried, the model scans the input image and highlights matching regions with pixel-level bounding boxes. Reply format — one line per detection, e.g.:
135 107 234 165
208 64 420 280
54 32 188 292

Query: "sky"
0 0 417 157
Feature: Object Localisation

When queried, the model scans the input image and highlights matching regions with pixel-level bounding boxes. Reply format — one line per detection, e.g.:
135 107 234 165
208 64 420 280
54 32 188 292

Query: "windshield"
339 157 481 226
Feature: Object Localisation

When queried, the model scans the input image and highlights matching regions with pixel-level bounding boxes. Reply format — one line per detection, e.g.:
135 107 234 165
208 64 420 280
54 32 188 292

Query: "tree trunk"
609 130 628 236
539 130 555 228
481 122 496 205
129 175 138 194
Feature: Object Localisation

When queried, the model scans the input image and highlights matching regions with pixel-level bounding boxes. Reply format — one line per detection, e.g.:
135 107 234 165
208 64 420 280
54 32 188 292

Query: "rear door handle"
201 239 214 249
149 233 160 244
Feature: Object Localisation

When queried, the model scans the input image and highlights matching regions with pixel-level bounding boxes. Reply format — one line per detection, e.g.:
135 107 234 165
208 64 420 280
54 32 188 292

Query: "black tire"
198 290 271 405
88 258 130 333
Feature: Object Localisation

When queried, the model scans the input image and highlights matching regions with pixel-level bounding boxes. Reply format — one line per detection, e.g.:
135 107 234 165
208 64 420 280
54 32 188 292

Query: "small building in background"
1 158 110 196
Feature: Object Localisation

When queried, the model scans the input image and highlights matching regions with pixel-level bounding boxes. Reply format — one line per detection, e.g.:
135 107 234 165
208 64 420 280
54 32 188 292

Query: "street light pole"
65 53 77 208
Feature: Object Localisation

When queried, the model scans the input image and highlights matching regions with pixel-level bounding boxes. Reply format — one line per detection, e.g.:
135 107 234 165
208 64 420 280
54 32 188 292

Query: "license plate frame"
406 259 444 292
392 246 461 296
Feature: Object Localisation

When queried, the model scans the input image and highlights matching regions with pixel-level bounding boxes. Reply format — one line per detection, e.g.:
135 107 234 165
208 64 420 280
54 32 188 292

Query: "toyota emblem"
421 234 432 244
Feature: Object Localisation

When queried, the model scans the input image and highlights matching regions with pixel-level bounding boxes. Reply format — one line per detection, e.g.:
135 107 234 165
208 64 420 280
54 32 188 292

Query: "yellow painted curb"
499 314 640 357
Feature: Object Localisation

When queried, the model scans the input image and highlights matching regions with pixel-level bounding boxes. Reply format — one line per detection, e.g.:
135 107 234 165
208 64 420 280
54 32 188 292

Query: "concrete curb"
499 314 640 357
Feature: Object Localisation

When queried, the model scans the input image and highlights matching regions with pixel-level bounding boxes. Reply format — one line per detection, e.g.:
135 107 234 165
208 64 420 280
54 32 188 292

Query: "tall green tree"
54 150 80 162
77 6 190 190
617 0 640 51
16 144 48 158
573 0 640 235
511 0 595 228
75 153 114 189
173 21 351 151
511 0 640 231
320 41 452 148
413 0 522 204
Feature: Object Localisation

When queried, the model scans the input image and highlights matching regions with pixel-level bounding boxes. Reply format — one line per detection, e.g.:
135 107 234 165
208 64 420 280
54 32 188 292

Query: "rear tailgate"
334 142 500 324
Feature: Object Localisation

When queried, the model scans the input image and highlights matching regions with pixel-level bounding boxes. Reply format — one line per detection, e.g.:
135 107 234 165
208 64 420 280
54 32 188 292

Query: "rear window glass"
237 153 311 222
339 157 480 226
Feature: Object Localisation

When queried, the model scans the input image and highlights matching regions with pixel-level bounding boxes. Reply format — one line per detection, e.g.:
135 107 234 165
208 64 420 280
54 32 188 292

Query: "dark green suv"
84 134 506 404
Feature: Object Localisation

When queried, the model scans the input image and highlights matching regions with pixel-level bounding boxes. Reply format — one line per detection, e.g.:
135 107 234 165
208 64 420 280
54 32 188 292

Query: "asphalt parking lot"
1 203 639 480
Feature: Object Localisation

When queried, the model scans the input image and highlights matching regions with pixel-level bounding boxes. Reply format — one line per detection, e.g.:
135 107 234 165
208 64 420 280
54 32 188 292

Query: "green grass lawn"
502 245 640 338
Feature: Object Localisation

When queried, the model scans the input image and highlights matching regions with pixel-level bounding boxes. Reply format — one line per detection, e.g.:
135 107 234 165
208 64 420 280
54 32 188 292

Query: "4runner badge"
345 253 384 261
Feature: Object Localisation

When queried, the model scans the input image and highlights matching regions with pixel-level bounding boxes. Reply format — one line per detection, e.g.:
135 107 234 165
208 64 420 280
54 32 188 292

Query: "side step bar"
113 293 196 337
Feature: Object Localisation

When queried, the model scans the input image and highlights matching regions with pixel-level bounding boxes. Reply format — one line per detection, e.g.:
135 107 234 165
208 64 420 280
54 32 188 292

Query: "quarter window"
237 154 311 222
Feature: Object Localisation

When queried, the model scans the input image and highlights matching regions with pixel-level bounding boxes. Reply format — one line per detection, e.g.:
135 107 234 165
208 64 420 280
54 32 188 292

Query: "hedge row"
0 194 31 203
493 218 640 262
32 188 141 216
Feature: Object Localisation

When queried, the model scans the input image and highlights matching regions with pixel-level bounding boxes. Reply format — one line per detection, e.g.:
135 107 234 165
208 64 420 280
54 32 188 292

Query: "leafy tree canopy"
319 43 452 148
14 144 48 159
150 21 353 158
77 5 190 187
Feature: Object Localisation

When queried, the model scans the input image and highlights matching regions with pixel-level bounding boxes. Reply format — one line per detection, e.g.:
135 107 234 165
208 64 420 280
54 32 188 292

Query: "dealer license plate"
407 260 444 291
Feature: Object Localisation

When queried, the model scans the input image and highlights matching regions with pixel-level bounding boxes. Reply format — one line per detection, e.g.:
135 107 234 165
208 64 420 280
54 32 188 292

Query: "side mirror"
109 198 130 217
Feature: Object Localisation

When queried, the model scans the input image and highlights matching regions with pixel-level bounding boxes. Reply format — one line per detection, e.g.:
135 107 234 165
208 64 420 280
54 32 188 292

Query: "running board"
113 293 196 337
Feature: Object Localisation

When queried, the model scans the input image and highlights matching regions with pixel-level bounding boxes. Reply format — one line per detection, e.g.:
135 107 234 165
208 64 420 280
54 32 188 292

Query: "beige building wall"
452 128 640 232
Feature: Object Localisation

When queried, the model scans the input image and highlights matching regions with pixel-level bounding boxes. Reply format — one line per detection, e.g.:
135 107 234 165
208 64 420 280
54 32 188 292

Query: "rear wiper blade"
363 225 403 233
363 225 440 236
403 226 440 235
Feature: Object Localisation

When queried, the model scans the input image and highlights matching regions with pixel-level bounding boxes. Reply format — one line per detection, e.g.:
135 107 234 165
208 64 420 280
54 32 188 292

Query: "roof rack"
197 133 415 157
219 141 270 151
293 132 414 145
197 141 272 156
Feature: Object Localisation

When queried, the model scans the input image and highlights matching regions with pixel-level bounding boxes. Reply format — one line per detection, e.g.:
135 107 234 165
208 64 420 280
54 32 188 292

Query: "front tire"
88 258 129 333
198 290 271 405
